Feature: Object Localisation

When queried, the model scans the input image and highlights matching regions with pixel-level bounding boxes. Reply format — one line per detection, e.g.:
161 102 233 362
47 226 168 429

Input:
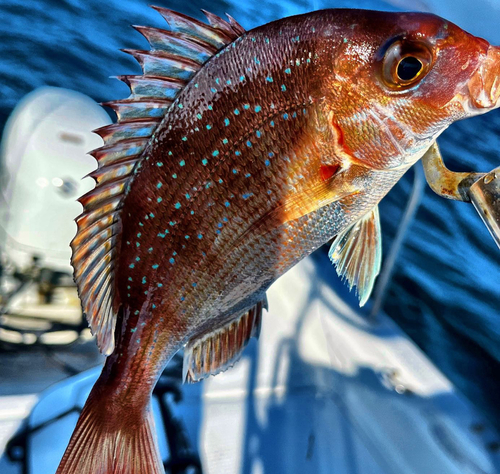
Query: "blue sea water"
0 0 499 430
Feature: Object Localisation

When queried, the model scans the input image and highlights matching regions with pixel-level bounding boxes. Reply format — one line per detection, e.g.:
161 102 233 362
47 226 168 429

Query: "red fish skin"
57 9 500 474
108 11 490 399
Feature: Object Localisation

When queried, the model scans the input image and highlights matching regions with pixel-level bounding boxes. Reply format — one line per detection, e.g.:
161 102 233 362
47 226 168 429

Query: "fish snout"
468 45 500 110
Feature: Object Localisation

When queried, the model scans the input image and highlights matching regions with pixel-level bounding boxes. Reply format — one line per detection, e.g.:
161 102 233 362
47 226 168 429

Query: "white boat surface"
1 254 499 474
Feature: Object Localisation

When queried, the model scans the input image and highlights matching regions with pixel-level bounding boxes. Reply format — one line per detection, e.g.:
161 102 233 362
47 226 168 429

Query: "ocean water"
1 0 499 430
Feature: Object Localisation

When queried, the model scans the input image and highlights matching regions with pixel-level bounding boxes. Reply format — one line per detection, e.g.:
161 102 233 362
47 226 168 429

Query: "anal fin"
183 299 266 383
328 206 382 307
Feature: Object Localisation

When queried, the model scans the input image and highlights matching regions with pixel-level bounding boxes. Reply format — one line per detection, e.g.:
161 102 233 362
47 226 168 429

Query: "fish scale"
58 8 500 474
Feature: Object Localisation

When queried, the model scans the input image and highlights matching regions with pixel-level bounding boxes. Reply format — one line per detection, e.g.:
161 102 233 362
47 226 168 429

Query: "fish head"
317 11 497 169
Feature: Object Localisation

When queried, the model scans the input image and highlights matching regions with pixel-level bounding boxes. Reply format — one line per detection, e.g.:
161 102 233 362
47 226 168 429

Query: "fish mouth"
468 45 500 110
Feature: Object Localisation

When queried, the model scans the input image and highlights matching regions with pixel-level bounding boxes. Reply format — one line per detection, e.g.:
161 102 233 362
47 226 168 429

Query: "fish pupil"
397 56 423 81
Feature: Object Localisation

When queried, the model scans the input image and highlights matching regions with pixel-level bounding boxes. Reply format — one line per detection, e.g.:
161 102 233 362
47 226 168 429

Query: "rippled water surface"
1 0 499 427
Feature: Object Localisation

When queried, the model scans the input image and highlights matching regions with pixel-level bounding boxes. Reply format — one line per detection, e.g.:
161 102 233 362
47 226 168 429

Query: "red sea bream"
56 7 500 474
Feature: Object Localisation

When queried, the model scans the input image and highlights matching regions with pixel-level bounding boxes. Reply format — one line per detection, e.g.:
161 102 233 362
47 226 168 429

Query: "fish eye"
397 56 423 81
381 40 433 89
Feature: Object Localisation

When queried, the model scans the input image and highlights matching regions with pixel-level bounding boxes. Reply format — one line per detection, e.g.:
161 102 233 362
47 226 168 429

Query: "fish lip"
468 45 500 110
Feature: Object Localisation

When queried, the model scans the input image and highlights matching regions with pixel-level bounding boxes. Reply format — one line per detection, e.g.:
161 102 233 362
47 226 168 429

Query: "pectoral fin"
328 206 382 307
281 177 360 224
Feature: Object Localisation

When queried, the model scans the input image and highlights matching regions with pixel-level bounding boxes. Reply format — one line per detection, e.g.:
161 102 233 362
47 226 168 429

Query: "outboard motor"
0 87 110 346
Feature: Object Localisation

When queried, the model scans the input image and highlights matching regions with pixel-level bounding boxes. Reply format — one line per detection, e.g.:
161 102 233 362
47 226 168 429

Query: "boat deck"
0 254 499 473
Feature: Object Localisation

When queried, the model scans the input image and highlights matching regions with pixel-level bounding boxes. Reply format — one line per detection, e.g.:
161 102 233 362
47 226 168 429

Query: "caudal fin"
56 389 164 474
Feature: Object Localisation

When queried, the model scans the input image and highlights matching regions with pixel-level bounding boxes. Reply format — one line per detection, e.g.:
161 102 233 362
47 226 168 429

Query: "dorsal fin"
183 298 267 383
71 7 246 356
328 206 382 307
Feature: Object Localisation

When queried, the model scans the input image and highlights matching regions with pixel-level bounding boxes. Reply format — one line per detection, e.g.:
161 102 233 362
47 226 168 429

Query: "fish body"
57 8 500 474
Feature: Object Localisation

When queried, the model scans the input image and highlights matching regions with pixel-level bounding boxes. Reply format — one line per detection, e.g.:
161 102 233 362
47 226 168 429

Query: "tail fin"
56 389 164 474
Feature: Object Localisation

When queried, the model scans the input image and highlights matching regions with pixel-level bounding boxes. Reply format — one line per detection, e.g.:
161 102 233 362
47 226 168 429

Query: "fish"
56 7 500 474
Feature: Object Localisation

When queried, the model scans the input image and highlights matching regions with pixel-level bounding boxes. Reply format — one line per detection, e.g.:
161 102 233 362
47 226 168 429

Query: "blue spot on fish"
211 87 217 93
244 104 250 110
285 68 291 74
265 160 270 166
225 201 230 207
283 113 289 120
172 173 177 179
255 105 261 112
224 118 230 126
256 130 261 138
129 263 135 268
157 162 163 167
179 160 185 166
235 151 241 156
206 124 212 130
169 258 175 264
281 85 287 91
212 150 219 157
202 158 208 165
240 75 245 82
223 138 228 144
185 193 191 199
157 197 163 203
266 76 273 82
198 234 203 239
175 202 181 209
182 136 187 141
152 264 159 269
197 113 202 119
157 182 162 189
246 140 252 147
234 109 240 115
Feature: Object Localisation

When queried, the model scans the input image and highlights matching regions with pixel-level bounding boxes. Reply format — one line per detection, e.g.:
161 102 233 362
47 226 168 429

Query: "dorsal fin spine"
72 7 246 355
